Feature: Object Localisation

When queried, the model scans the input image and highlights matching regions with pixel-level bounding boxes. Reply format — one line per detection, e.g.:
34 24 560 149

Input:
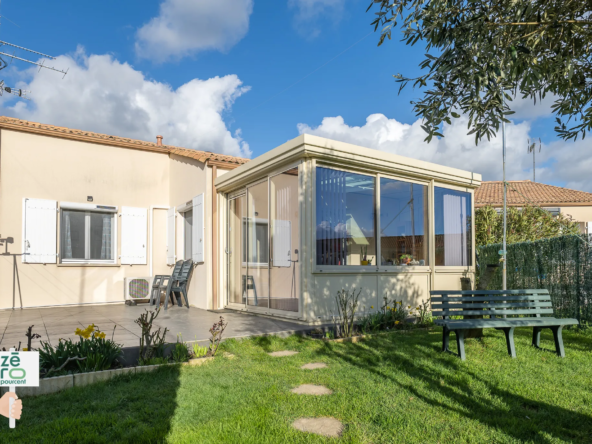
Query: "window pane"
435 187 472 266
62 210 85 259
246 181 269 308
89 212 113 260
380 179 428 266
184 210 193 260
316 167 376 266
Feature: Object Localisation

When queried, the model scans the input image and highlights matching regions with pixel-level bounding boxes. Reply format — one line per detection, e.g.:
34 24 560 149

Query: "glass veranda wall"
227 167 301 314
315 165 472 271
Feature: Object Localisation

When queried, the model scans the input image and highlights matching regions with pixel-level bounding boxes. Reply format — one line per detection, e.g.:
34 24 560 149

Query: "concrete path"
0 304 315 349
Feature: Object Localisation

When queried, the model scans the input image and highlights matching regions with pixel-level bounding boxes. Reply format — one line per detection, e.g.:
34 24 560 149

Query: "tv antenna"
527 138 542 182
0 2 67 99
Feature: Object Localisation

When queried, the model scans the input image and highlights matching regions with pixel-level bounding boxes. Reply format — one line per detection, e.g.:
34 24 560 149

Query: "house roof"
476 180 592 207
0 116 249 168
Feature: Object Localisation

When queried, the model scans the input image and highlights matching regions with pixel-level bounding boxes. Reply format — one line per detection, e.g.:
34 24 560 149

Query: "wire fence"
477 235 592 326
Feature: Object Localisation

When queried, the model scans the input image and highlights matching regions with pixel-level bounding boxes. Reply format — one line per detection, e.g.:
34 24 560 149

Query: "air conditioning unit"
124 276 152 302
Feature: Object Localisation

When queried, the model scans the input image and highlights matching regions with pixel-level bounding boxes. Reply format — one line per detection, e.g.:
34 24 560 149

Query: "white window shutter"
273 220 291 267
192 194 204 263
23 198 57 264
167 207 175 265
121 207 147 265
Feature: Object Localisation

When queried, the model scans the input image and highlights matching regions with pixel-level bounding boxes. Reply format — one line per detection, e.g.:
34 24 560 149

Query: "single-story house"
0 117 482 322
475 180 592 234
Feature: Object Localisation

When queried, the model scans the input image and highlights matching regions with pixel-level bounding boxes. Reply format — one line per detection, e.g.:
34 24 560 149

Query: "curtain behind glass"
380 178 428 266
435 187 472 266
63 212 73 259
316 167 376 266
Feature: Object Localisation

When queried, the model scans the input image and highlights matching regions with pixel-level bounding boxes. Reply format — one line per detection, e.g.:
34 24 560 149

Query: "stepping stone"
301 362 327 370
223 352 235 359
292 417 343 438
291 384 332 395
268 350 299 357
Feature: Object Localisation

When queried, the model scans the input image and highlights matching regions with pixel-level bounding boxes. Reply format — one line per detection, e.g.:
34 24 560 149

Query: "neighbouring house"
0 117 482 322
475 180 592 234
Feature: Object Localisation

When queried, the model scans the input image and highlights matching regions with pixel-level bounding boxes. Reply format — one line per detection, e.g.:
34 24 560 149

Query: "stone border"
0 357 214 398
318 328 434 343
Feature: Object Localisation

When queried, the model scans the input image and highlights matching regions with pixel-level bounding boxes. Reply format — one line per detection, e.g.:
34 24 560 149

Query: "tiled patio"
0 304 315 350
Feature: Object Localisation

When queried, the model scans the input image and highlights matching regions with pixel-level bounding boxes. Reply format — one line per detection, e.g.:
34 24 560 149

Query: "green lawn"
1 327 591 443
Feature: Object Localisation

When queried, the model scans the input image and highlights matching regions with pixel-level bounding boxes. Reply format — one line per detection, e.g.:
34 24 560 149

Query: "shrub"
208 317 228 357
135 308 168 364
334 288 361 338
172 334 190 363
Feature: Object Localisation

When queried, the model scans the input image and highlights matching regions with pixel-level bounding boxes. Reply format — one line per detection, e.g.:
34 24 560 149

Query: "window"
434 187 472 266
242 218 269 265
316 167 376 266
183 209 193 260
61 210 115 262
380 178 429 266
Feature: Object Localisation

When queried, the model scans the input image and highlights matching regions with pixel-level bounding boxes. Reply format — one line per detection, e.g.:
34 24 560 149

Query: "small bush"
172 335 190 363
192 343 208 358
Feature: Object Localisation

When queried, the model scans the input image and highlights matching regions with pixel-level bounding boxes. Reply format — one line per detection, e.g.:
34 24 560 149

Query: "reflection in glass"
435 187 472 266
316 167 376 266
246 181 269 307
380 178 428 266
270 168 299 311
228 196 245 305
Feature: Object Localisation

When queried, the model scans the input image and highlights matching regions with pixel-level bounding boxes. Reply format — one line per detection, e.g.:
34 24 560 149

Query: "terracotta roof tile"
0 116 250 167
476 180 592 206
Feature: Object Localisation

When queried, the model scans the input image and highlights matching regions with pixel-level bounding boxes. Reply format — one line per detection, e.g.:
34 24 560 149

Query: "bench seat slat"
431 290 549 295
435 318 578 329
431 302 552 309
432 308 554 316
430 295 550 302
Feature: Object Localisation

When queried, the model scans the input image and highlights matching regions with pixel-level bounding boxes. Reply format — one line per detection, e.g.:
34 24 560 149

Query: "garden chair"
164 259 194 311
150 260 183 306
242 275 257 306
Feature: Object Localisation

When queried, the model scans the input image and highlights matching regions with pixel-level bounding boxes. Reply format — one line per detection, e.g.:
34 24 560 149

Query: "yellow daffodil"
370 306 374 309
395 321 400 325
387 306 390 310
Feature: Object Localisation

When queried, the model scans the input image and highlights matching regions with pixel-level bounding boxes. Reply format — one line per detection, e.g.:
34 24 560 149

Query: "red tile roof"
476 180 592 207
0 116 249 167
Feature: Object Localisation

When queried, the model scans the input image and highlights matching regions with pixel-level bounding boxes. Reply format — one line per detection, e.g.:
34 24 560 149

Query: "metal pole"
502 95 507 291
533 143 535 182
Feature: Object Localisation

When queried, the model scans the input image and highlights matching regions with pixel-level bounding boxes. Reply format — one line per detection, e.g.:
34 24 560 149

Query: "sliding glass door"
246 181 270 308
228 195 246 305
227 167 300 314
270 168 300 312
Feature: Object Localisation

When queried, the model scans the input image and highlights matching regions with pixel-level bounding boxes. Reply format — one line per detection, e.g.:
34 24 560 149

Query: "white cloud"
508 93 556 121
288 0 345 38
136 0 253 62
4 47 251 158
297 113 592 191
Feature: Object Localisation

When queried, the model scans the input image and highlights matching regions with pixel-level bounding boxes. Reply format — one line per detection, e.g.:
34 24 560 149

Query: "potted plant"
361 246 369 265
400 254 413 265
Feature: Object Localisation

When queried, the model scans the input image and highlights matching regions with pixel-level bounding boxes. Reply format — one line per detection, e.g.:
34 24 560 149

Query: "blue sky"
1 0 590 191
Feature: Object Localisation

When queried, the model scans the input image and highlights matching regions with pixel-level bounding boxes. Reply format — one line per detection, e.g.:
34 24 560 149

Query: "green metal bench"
430 289 578 360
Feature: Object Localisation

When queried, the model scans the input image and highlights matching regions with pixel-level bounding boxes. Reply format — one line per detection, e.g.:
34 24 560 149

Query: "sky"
0 0 590 191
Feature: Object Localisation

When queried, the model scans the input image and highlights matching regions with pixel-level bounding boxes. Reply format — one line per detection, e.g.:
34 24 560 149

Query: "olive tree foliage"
368 0 592 143
475 205 580 247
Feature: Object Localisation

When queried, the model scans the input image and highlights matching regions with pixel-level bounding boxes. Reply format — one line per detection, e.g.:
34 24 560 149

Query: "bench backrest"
430 289 554 319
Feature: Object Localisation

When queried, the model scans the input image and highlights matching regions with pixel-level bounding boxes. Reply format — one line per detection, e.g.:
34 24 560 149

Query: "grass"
0 327 591 443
